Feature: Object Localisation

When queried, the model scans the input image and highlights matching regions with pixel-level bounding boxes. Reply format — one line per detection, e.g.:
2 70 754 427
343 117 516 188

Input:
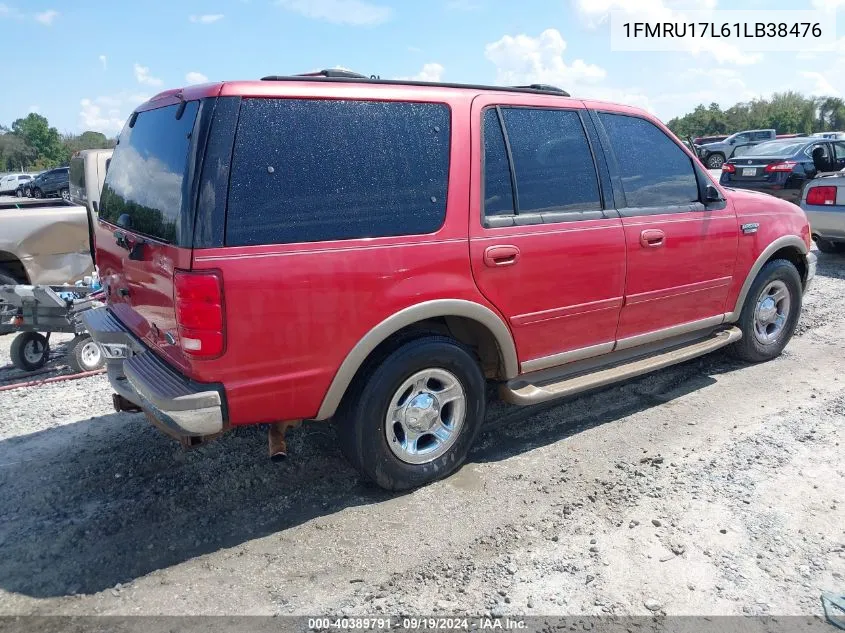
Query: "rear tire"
729 259 802 363
67 335 104 373
15 188 22 198
815 238 842 254
335 336 486 491
10 332 51 372
60 188 70 202
706 153 725 169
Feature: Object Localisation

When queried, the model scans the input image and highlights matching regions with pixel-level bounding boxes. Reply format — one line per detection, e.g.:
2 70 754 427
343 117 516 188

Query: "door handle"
483 245 520 267
639 229 665 248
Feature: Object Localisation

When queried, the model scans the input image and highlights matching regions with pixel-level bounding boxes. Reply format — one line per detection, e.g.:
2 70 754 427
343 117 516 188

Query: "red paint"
95 81 810 427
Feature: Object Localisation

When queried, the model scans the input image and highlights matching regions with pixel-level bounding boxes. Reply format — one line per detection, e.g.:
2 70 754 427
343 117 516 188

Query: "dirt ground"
0 250 843 618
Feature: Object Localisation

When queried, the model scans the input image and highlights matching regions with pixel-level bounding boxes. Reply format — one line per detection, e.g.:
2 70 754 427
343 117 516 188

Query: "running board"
500 327 742 406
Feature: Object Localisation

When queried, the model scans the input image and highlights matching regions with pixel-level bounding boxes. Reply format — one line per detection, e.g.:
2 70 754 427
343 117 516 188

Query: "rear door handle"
639 229 665 248
483 245 520 267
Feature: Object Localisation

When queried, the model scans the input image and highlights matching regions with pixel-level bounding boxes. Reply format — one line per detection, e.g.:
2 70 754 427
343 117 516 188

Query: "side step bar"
501 327 742 406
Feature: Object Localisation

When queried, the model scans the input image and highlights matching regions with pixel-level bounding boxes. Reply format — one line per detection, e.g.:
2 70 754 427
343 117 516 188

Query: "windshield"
744 141 804 157
98 101 199 243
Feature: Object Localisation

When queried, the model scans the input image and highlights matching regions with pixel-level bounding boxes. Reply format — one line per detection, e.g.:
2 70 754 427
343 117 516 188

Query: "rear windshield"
745 141 804 157
226 98 451 246
99 101 199 243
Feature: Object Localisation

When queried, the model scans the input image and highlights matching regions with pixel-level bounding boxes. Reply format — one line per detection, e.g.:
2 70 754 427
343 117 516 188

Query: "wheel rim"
79 340 101 369
24 339 45 364
61 189 69 201
753 280 791 345
710 156 724 168
385 368 466 465
34 190 41 199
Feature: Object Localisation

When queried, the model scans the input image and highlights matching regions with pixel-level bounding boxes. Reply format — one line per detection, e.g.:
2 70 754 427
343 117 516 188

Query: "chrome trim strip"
625 276 732 306
511 297 623 327
615 314 725 351
521 341 615 374
314 299 519 420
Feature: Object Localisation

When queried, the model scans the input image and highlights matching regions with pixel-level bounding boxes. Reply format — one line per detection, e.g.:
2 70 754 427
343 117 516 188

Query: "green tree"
0 132 36 171
10 113 64 168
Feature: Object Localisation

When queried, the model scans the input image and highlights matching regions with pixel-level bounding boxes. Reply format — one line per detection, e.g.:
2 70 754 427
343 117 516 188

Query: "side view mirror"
728 139 736 145
705 184 722 203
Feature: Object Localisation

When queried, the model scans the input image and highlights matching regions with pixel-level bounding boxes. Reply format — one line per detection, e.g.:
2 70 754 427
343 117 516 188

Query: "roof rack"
259 72 571 97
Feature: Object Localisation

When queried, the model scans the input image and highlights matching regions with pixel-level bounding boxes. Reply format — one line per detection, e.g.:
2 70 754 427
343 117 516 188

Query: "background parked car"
30 167 70 200
801 171 845 253
16 176 39 198
699 129 776 169
720 137 845 203
0 173 35 196
811 131 845 140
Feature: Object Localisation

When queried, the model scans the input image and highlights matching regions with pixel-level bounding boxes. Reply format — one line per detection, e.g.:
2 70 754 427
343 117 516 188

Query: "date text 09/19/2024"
307 617 527 630
622 22 822 38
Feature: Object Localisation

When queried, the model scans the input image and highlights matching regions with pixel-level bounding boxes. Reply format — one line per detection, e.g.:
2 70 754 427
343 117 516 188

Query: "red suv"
84 72 816 490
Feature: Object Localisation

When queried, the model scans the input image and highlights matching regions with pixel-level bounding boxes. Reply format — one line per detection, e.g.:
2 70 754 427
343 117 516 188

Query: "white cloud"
399 62 444 82
106 140 183 216
34 9 57 25
189 13 224 23
276 0 391 25
575 0 760 66
134 63 163 87
98 55 107 70
802 71 841 97
812 0 845 10
78 93 150 134
185 71 209 85
485 29 607 90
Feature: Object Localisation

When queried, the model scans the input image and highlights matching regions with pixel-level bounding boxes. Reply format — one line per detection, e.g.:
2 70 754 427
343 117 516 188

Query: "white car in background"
0 173 35 195
811 132 845 140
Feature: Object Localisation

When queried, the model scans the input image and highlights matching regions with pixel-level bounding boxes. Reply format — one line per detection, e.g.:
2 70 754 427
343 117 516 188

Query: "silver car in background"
802 170 845 253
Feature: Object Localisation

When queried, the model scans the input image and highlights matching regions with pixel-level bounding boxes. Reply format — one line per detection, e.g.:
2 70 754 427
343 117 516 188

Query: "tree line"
667 92 845 138
0 113 116 173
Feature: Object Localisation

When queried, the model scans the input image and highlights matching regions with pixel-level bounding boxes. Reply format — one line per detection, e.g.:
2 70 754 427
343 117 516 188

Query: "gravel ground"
0 250 843 617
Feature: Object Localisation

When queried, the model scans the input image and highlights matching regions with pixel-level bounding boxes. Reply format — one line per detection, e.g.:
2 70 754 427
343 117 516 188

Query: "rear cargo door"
95 101 201 373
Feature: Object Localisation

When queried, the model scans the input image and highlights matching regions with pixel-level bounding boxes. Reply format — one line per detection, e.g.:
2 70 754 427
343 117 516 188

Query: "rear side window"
598 113 698 209
482 109 515 216
501 107 601 215
99 101 199 243
226 98 451 246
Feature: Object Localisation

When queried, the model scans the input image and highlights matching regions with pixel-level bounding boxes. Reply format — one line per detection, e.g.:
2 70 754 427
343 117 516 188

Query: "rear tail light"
806 186 837 206
174 270 225 358
722 163 736 173
764 161 798 173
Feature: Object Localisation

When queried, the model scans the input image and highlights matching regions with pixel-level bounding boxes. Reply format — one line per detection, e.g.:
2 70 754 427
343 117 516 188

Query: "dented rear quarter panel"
0 204 93 284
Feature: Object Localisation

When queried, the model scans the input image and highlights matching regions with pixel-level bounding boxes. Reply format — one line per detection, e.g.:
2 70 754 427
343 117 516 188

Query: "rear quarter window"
225 98 451 246
98 101 199 243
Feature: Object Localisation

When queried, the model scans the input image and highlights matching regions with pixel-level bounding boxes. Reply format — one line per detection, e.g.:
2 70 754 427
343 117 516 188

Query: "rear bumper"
82 307 226 436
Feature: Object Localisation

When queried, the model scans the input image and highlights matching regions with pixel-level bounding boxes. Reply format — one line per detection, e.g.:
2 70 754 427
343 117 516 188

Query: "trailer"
0 284 105 373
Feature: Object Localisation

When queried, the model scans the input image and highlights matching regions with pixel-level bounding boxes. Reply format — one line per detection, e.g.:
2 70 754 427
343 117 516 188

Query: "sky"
2 0 845 135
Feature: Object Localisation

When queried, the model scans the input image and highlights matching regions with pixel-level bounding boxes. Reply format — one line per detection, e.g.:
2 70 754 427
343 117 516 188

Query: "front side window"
226 98 451 246
598 113 699 209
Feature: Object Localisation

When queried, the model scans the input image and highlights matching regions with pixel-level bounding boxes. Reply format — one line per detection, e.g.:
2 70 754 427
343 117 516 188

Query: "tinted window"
483 108 514 216
502 107 600 214
834 141 845 160
99 101 199 243
598 113 698 208
18 175 29 180
69 158 85 190
226 99 450 246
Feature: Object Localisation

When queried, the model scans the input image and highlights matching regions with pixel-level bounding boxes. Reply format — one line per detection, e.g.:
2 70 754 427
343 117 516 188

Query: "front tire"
730 259 802 363
336 336 486 491
33 188 43 199
15 188 22 198
706 153 725 169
